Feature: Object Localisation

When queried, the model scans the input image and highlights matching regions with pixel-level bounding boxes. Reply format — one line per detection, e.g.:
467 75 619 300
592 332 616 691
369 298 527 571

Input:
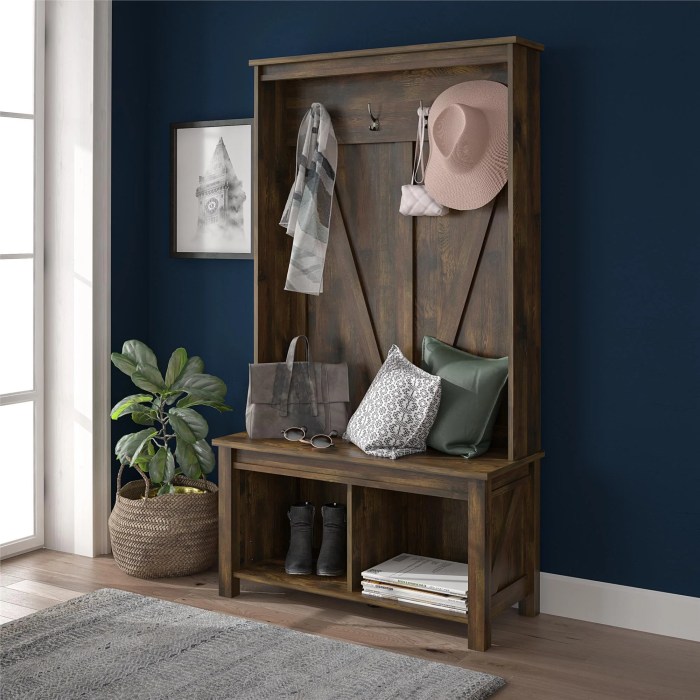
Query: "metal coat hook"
368 103 380 131
418 100 430 125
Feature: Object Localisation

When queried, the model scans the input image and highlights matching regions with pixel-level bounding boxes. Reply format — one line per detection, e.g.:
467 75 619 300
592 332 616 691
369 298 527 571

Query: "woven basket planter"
109 464 218 579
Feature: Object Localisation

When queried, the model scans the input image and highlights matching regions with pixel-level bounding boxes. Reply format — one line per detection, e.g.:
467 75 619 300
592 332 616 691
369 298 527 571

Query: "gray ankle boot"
316 503 346 576
285 502 314 575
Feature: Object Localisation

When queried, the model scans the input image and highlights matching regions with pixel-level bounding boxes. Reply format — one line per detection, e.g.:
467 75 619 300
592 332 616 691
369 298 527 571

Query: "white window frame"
0 1 45 559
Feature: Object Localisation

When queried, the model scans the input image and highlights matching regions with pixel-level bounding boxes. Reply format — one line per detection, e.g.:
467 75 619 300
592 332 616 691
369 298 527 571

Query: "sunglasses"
282 426 338 449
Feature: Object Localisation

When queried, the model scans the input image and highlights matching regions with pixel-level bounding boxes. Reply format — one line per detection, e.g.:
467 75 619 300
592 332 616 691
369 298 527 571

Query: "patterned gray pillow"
343 345 442 459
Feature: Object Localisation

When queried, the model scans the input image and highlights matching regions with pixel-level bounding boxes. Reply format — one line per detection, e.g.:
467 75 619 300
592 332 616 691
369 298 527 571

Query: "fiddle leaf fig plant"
111 340 231 495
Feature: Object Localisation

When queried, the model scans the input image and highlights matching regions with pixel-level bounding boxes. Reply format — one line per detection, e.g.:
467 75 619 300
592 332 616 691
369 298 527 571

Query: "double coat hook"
368 101 429 132
367 103 380 131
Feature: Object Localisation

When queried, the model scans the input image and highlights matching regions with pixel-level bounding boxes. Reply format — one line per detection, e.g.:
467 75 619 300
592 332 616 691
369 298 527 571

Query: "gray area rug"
0 588 505 699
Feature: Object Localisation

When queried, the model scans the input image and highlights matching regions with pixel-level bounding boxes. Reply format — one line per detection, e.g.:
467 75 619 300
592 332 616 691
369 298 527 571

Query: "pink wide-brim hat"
425 80 508 211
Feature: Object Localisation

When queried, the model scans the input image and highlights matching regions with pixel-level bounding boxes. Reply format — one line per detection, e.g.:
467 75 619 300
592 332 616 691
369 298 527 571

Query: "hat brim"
425 80 508 211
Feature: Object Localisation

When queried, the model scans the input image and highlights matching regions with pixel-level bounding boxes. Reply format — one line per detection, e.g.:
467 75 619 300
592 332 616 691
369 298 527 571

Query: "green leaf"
131 410 156 426
133 455 151 469
176 396 232 412
193 439 215 474
169 414 196 444
134 440 156 468
148 447 168 483
175 441 200 479
179 373 227 402
174 439 214 479
169 407 208 441
121 340 159 370
165 392 185 405
164 449 175 483
111 352 137 377
130 430 158 465
115 428 157 465
172 356 205 390
157 484 175 496
110 394 153 420
165 348 188 387
121 403 154 418
115 430 141 462
131 364 166 394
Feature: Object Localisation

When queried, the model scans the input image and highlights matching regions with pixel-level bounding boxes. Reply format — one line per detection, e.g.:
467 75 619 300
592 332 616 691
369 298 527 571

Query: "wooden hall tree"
215 37 543 651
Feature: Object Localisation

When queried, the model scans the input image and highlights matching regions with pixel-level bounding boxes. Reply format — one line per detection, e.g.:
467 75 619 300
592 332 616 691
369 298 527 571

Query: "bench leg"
468 480 492 651
218 447 240 598
519 459 540 616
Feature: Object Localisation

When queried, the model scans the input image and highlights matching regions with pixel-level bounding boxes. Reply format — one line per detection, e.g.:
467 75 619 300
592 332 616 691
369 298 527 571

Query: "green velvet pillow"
421 336 508 459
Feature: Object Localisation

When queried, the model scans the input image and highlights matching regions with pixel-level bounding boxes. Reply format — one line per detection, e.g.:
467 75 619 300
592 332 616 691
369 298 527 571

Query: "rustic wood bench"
215 433 542 651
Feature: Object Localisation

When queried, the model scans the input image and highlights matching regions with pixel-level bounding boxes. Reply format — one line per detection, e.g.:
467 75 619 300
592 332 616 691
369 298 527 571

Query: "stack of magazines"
361 553 468 616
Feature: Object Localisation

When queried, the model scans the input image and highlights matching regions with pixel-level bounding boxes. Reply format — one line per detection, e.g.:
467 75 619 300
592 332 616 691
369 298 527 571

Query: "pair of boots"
285 502 346 577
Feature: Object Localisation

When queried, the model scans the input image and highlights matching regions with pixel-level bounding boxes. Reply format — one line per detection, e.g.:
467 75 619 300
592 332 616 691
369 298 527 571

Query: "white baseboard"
540 572 700 643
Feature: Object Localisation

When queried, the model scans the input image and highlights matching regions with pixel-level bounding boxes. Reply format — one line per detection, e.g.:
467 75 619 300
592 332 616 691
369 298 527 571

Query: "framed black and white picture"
170 119 253 259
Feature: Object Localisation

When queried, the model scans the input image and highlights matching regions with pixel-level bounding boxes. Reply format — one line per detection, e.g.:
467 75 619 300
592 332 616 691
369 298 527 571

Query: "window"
0 0 44 556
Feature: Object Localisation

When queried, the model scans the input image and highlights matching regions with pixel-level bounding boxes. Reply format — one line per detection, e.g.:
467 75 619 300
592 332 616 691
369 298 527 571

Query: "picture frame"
170 118 254 259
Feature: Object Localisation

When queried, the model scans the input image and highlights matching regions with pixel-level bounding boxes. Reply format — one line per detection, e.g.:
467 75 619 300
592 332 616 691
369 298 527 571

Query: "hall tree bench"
216 36 542 651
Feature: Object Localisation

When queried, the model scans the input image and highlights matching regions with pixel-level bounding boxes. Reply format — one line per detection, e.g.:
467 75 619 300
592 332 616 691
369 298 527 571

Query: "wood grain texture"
307 194 383 402
0 586 68 611
439 203 496 349
349 486 405 584
468 480 492 651
414 197 496 359
335 144 413 360
0 600 37 620
307 142 411 409
239 469 292 564
249 37 543 67
218 439 539 651
455 188 510 358
236 560 467 624
255 77 305 364
346 483 358 591
258 47 510 82
490 481 526 595
519 460 541 616
217 446 238 597
284 66 507 145
4 550 699 700
235 559 347 595
6 579 83 601
507 44 542 459
0 572 22 587
253 39 542 464
248 37 544 652
215 433 539 482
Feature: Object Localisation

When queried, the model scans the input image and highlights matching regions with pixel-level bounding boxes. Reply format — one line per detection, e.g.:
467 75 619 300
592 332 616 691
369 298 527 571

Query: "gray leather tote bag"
245 336 350 439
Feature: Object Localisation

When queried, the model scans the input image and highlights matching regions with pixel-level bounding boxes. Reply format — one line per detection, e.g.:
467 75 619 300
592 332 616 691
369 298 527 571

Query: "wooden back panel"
253 39 541 460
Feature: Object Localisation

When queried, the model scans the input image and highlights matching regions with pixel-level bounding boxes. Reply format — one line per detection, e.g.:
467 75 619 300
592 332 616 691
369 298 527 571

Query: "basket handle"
116 462 151 498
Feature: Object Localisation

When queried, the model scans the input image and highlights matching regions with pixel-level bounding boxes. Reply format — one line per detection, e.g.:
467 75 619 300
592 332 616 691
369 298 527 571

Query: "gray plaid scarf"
280 103 337 295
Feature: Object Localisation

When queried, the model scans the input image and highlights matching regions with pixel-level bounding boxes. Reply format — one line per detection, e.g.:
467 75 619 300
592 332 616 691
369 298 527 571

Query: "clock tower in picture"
195 137 246 239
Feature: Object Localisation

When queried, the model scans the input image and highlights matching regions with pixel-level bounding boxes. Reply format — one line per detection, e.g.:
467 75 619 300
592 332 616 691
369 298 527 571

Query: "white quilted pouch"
399 105 448 217
399 184 447 216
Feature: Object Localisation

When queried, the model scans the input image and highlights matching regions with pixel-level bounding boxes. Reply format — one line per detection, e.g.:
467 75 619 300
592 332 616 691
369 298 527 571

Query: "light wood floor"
1 549 698 699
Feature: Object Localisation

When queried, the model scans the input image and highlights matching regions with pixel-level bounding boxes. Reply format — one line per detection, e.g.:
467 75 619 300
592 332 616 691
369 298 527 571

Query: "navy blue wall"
111 1 152 494
112 1 700 598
